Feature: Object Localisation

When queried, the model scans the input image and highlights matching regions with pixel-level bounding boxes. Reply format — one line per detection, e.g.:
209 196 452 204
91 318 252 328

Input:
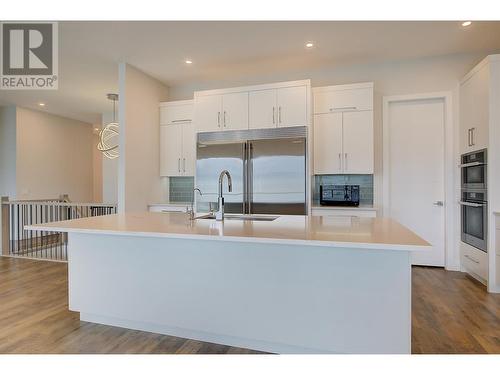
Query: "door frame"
382 92 458 270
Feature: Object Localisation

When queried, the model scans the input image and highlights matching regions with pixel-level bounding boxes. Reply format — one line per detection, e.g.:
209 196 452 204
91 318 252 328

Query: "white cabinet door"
194 95 222 132
277 86 307 127
460 65 489 153
314 87 373 114
160 103 193 125
342 111 374 174
160 124 183 177
222 92 248 130
313 113 343 174
182 121 196 176
249 89 276 129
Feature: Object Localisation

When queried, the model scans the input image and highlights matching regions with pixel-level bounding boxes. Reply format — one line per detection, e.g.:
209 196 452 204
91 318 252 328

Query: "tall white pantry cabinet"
460 55 500 293
159 100 195 177
313 83 374 175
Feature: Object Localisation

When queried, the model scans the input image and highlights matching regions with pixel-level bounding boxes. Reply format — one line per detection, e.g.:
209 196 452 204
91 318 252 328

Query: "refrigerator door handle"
248 142 254 215
242 143 247 215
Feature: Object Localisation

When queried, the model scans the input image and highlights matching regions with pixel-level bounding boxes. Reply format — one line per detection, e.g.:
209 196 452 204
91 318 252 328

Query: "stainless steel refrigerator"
196 127 307 215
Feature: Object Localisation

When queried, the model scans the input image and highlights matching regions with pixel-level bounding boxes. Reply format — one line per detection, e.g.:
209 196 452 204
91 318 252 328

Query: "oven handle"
459 201 486 207
459 161 485 168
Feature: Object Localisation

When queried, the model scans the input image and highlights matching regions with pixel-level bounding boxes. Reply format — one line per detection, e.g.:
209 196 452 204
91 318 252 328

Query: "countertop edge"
25 224 430 252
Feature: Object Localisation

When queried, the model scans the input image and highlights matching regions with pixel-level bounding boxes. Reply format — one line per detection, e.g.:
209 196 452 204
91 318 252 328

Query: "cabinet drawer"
149 205 188 213
462 243 488 280
311 208 377 218
314 87 373 114
160 104 193 125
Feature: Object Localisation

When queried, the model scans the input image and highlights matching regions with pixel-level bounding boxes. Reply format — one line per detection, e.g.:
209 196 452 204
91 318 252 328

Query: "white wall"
168 52 490 207
0 106 17 198
15 107 95 202
101 111 118 204
118 63 169 212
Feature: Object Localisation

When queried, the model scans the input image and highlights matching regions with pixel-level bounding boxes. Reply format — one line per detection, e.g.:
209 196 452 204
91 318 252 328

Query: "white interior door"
386 98 445 266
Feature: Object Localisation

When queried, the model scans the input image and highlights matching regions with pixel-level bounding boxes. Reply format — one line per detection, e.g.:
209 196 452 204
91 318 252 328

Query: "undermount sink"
196 214 279 222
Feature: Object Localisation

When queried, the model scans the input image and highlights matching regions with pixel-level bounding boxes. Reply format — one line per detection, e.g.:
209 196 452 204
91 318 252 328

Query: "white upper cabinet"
194 95 223 132
313 83 374 175
314 113 343 174
276 85 307 127
460 63 489 153
160 100 193 125
342 111 374 174
249 89 276 129
222 92 249 130
160 124 183 176
196 80 310 133
313 83 373 114
159 100 196 177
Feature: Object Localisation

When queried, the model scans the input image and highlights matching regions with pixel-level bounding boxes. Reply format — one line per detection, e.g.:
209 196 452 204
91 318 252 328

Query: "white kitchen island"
28 212 429 354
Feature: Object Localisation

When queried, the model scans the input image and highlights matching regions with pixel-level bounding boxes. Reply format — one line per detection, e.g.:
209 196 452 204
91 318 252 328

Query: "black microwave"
320 185 360 207
460 149 487 190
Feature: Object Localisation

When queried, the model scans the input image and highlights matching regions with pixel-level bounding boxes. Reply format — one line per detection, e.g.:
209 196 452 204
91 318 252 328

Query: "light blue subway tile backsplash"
169 177 194 203
313 174 374 205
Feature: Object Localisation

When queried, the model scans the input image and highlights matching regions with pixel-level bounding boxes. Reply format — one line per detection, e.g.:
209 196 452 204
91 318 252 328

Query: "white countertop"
27 212 430 251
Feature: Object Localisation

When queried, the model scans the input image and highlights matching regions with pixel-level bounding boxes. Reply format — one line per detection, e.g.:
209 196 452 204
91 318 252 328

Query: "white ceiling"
1 21 500 123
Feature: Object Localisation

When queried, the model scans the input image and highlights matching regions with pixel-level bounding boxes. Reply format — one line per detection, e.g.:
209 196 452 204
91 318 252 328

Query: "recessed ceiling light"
305 42 314 48
38 102 45 107
185 59 193 64
462 21 472 27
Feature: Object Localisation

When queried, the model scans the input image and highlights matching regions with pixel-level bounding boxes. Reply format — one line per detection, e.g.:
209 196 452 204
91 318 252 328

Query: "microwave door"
248 138 306 215
196 142 245 214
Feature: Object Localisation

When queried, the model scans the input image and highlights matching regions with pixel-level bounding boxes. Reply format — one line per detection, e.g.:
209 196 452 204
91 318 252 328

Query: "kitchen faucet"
187 188 203 220
216 170 232 221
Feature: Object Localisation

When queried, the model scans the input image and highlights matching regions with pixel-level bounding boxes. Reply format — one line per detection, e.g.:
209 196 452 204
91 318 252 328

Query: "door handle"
278 106 282 124
470 127 475 146
178 158 181 173
433 201 444 206
344 153 348 171
217 112 221 127
272 107 275 124
183 158 186 173
223 111 227 127
338 153 342 171
329 106 357 111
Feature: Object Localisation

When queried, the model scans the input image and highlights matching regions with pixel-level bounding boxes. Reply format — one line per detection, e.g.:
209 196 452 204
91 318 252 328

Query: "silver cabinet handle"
217 112 221 127
278 106 282 124
178 158 181 173
464 254 480 264
459 201 485 207
433 201 444 206
183 158 186 173
223 111 227 127
338 153 342 171
471 127 475 146
171 119 191 123
272 107 275 124
330 106 357 111
344 153 348 171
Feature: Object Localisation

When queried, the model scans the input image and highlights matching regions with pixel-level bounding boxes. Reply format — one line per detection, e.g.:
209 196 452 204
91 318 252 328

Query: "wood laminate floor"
0 257 499 354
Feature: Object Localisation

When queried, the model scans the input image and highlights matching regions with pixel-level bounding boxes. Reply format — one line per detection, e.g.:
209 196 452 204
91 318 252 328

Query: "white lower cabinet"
311 207 377 218
160 122 195 177
461 242 488 281
149 204 188 213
